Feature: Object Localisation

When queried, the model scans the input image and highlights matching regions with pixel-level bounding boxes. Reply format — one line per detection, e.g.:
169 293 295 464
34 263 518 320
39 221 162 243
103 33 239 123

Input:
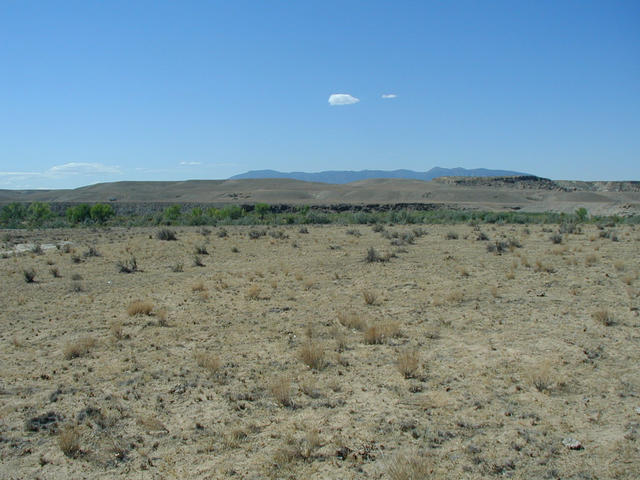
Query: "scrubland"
1 223 639 479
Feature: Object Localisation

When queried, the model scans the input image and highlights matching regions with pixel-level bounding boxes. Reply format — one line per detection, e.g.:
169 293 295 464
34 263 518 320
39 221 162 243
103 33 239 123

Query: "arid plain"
1 223 639 479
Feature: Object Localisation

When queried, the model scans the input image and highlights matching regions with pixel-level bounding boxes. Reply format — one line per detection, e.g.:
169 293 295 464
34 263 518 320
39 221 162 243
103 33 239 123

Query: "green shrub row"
1 201 638 229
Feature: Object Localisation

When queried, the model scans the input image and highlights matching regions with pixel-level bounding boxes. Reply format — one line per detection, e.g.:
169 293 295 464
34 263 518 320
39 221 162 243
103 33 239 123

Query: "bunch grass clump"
195 351 221 374
592 309 615 326
156 228 177 241
299 341 325 370
63 336 96 360
23 268 36 283
127 300 154 316
397 349 420 378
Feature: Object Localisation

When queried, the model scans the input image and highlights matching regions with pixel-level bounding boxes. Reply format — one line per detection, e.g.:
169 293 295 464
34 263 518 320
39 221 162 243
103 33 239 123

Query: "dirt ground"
1 224 639 479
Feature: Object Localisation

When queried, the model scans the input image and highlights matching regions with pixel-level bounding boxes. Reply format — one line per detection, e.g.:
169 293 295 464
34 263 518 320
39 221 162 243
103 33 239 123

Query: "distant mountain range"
229 167 531 184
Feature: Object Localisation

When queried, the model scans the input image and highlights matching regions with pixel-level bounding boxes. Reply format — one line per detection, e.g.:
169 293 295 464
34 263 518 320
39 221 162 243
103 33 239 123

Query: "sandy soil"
1 224 639 479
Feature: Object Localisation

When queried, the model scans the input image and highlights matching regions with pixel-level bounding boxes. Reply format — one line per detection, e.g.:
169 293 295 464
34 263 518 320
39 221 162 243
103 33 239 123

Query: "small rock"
562 437 583 450
635 407 640 415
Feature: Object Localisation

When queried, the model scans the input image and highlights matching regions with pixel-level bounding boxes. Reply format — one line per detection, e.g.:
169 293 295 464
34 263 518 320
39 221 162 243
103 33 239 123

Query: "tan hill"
1 176 639 215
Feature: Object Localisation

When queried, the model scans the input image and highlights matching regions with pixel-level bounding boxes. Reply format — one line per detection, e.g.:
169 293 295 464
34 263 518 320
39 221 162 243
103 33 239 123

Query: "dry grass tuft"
269 375 293 407
23 268 36 283
528 360 555 393
622 273 636 285
195 351 221 374
63 336 96 360
299 340 325 370
58 425 81 457
446 290 464 304
337 311 366 331
300 376 322 398
127 300 154 316
110 320 124 339
362 289 378 305
245 285 261 300
192 280 206 292
585 254 598 266
364 324 384 344
534 259 555 273
387 451 432 480
156 308 168 326
397 349 420 378
592 309 615 326
365 246 390 263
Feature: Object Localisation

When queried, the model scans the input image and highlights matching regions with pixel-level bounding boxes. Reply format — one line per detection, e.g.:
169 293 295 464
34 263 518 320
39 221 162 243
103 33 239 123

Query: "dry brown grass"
528 360 555 393
269 375 293 407
446 290 464 304
534 259 555 273
245 284 261 300
58 425 81 457
63 336 96 360
592 309 615 326
299 340 325 370
622 273 636 285
127 300 154 316
300 376 321 398
387 451 432 480
337 311 366 331
585 253 598 266
364 324 384 344
362 289 378 305
3 223 639 479
397 349 419 378
156 308 168 325
455 265 469 277
195 351 221 374
110 320 124 339
191 280 206 292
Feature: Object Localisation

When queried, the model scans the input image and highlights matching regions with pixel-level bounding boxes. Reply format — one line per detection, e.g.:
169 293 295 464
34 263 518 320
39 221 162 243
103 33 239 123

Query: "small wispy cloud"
0 162 122 189
48 162 121 176
328 94 360 106
381 94 397 99
180 161 202 166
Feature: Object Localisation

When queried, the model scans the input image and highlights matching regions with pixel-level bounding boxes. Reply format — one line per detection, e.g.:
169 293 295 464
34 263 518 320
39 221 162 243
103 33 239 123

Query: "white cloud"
0 162 122 189
328 94 360 106
381 94 397 99
47 162 121 176
180 161 202 166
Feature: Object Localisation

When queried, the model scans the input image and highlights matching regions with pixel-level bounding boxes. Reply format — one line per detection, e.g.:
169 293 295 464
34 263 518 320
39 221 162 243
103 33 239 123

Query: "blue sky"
1 0 638 189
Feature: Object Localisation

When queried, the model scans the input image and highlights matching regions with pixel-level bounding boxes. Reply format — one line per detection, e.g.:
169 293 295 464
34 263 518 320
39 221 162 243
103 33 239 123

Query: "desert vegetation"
1 222 639 478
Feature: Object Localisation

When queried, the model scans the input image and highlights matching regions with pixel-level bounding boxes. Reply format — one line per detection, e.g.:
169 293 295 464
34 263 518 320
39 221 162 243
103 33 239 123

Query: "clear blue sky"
1 0 638 188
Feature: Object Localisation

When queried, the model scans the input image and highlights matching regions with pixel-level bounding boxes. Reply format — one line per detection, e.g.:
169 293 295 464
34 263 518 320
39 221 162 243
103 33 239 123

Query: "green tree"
189 207 205 225
27 202 52 225
1 202 27 225
163 205 182 223
219 205 244 220
254 203 270 219
89 203 114 224
575 207 588 222
66 204 91 224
